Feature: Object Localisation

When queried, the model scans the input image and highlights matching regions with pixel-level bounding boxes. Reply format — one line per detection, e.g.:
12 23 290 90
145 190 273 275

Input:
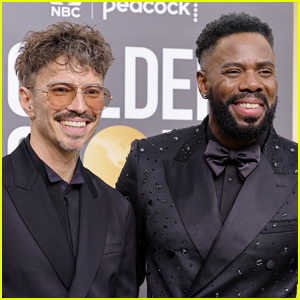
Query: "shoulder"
2 136 29 177
2 141 23 168
2 154 13 185
141 125 200 145
278 135 298 173
131 124 200 158
278 134 298 151
264 129 298 175
3 153 12 168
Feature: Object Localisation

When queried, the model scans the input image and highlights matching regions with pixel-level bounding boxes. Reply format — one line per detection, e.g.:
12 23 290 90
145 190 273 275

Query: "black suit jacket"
3 136 137 298
117 117 298 298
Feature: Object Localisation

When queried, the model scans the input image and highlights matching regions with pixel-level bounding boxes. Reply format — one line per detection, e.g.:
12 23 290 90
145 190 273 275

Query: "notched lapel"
164 144 222 261
7 142 75 290
68 177 108 298
188 154 298 296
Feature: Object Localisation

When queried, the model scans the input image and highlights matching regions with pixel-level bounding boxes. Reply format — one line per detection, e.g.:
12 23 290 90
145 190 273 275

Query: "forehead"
207 33 275 69
36 56 103 85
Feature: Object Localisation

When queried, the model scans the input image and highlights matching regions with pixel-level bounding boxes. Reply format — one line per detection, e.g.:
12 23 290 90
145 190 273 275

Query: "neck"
30 135 79 184
209 118 255 150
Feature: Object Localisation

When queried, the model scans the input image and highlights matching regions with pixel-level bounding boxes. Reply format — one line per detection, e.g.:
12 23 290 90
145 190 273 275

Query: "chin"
209 94 278 141
57 138 85 152
59 143 82 152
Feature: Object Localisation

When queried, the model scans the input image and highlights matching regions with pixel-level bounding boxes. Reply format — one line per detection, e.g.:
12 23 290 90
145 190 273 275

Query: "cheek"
89 115 101 133
212 83 235 101
266 81 278 98
94 113 102 125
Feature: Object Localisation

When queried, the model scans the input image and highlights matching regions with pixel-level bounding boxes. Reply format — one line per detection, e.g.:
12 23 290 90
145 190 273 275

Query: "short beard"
208 88 277 140
54 111 97 152
58 141 81 152
57 131 96 152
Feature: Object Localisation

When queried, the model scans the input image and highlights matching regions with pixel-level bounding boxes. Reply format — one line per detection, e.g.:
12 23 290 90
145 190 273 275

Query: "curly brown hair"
15 21 114 86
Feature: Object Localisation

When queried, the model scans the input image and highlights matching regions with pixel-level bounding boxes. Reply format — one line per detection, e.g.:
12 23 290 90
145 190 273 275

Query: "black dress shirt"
206 126 268 224
24 135 84 257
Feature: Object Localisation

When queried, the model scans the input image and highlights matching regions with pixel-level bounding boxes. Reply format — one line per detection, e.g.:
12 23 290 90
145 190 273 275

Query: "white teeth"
239 103 260 109
59 120 86 129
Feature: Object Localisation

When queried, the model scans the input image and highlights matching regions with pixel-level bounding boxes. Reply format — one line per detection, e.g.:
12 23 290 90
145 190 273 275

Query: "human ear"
196 70 209 98
20 87 35 119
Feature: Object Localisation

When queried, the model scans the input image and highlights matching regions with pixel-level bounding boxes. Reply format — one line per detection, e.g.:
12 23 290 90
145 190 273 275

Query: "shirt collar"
24 134 84 191
44 160 84 193
44 160 84 185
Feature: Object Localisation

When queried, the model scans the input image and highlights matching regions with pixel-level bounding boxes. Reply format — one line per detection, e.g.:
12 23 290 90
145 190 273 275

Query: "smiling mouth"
236 103 261 109
59 120 87 129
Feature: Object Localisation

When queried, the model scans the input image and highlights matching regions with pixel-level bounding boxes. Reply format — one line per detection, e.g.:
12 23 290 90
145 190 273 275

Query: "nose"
66 89 88 114
238 71 263 93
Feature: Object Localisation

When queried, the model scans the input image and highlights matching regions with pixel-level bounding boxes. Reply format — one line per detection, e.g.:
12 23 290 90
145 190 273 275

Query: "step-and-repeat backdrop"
2 2 297 297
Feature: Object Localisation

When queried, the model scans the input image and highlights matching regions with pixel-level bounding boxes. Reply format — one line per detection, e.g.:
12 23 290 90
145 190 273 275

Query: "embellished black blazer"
117 116 298 298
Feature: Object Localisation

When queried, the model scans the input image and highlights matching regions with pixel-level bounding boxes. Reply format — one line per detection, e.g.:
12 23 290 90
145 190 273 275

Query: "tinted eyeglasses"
27 82 112 112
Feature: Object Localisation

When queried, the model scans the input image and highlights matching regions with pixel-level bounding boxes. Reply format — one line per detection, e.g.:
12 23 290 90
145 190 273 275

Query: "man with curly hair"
117 12 298 297
3 22 137 297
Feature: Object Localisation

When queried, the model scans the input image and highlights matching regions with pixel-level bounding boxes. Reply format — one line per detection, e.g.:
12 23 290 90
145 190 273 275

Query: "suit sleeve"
116 139 147 287
115 201 138 297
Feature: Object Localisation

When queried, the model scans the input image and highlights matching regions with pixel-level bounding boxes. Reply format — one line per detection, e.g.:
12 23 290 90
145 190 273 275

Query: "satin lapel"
67 175 107 298
164 145 222 261
188 154 298 296
7 144 75 289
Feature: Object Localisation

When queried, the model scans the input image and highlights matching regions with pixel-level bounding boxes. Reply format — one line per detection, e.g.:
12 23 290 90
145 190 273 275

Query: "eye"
84 87 102 96
224 69 241 77
86 89 100 94
56 87 71 93
258 69 274 77
49 85 72 95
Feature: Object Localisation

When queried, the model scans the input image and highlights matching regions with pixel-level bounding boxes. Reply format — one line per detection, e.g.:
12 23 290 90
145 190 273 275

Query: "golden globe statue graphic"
84 125 145 187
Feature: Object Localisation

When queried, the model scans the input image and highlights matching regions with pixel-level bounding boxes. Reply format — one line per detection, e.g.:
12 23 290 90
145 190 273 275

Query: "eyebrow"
221 61 276 69
45 81 103 88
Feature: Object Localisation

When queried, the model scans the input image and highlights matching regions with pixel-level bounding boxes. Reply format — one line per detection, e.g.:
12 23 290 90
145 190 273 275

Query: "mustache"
226 92 269 109
54 111 96 122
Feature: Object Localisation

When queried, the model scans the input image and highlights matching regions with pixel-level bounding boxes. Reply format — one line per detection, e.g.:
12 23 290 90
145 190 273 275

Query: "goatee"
208 88 277 140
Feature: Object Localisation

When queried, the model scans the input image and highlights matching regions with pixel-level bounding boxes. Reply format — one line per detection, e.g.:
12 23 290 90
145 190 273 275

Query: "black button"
266 260 276 270
167 249 175 258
